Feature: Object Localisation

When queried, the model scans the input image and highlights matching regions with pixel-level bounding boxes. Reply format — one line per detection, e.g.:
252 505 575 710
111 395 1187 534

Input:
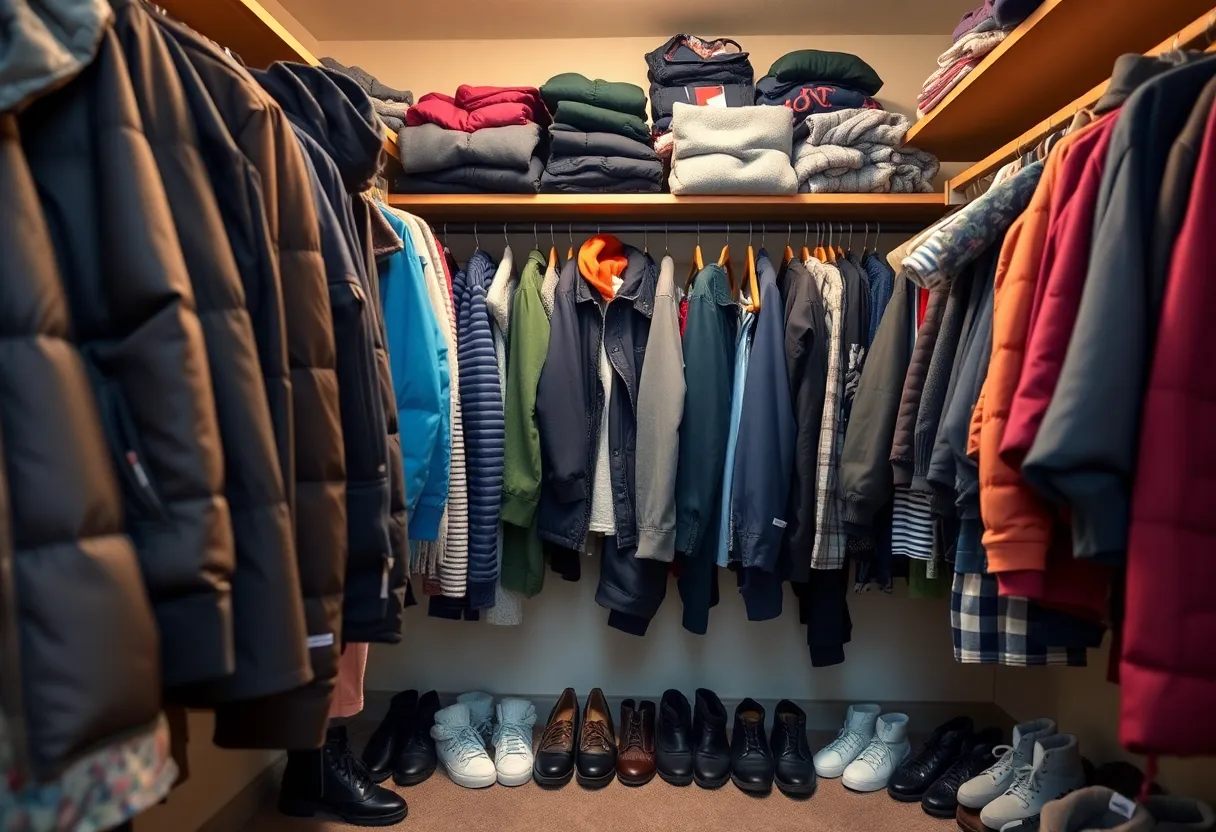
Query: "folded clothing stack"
755 49 884 141
320 57 413 131
668 102 797 195
407 85 549 131
538 73 660 192
793 108 938 194
645 34 755 161
917 27 1008 117
394 122 544 193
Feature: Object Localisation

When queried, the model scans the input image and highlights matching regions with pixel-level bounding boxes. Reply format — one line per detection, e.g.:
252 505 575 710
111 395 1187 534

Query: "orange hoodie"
578 234 628 300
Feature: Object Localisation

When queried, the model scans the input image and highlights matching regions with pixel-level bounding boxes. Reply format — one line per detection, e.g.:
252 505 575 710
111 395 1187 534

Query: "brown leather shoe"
533 688 579 788
617 699 657 786
576 688 616 788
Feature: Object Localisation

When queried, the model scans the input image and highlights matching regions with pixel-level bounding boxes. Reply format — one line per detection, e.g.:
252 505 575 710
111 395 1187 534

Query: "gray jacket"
634 256 684 560
890 281 948 486
397 122 541 174
913 264 973 489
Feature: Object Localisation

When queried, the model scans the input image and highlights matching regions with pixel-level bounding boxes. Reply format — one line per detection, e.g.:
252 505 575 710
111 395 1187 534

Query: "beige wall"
995 637 1216 804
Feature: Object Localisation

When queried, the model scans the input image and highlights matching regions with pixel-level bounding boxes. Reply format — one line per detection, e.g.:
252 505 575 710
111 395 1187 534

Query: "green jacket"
540 72 648 120
501 250 550 596
552 101 651 144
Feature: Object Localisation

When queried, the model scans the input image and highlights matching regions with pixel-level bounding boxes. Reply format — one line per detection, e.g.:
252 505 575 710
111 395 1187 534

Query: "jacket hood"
253 61 383 193
0 0 111 112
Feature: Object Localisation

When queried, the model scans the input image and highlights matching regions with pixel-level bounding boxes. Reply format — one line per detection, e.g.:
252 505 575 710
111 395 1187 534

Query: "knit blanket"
320 57 413 103
793 108 938 193
668 102 798 195
397 123 541 174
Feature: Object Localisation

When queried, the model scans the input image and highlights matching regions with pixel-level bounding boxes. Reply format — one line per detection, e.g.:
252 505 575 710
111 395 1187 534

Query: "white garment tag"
1109 793 1137 820
771 518 788 529
307 633 335 649
381 558 393 599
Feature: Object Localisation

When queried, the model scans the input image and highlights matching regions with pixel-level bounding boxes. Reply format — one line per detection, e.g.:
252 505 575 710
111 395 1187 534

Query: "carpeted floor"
241 723 957 832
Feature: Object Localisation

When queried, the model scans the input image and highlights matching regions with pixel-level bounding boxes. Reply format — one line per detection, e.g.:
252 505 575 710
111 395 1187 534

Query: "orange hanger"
782 222 795 268
745 235 760 312
686 224 706 291
800 221 811 264
717 225 739 298
566 223 575 262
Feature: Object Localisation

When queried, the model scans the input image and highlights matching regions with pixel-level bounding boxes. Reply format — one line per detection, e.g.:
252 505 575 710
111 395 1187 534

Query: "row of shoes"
534 688 818 794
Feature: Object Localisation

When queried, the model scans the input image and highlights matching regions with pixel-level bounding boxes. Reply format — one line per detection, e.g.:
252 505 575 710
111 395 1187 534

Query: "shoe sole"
440 763 496 789
532 768 574 789
392 765 436 787
497 769 533 787
814 763 849 779
776 779 817 797
888 785 927 802
617 770 656 787
575 770 615 789
730 773 773 794
279 798 408 827
842 776 888 792
693 772 731 790
658 770 694 787
922 802 959 819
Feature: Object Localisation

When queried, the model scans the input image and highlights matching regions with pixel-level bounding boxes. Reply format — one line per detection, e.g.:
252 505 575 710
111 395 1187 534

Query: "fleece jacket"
669 102 798 195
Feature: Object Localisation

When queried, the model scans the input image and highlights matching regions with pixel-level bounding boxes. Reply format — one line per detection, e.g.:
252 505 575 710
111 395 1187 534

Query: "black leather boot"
279 725 408 826
692 688 730 789
770 699 816 796
888 715 974 801
361 689 416 783
730 698 774 793
921 726 1003 817
656 689 694 787
393 689 440 786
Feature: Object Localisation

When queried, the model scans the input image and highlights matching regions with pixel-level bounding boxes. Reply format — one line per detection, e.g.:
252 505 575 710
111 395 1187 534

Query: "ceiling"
279 0 977 40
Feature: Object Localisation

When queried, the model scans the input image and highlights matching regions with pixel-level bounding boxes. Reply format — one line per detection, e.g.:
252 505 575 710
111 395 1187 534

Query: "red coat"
405 85 548 132
1122 96 1216 756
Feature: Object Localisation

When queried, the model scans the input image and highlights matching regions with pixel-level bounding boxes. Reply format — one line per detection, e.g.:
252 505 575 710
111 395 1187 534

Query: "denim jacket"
536 247 657 551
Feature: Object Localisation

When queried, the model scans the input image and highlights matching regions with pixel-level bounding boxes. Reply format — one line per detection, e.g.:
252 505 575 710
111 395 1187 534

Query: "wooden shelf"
906 0 1216 160
946 8 1216 199
384 194 950 223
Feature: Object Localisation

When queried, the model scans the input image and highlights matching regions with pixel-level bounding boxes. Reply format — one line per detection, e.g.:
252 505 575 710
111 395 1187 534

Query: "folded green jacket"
540 72 648 119
552 100 650 143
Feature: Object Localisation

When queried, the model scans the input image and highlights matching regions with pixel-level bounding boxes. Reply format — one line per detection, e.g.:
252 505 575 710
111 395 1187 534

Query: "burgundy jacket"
1122 96 1216 756
406 85 548 132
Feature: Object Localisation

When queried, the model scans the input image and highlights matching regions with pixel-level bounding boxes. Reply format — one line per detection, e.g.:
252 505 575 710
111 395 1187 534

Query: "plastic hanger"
783 222 795 268
745 223 760 312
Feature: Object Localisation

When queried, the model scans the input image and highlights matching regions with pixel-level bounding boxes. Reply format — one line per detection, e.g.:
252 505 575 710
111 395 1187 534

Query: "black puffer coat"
157 14 346 750
19 21 235 689
0 114 162 781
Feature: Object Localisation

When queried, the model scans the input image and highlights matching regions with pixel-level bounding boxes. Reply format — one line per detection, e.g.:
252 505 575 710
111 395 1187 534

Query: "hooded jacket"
0 112 162 782
20 17 235 689
156 13 345 749
111 0 310 705
252 61 405 643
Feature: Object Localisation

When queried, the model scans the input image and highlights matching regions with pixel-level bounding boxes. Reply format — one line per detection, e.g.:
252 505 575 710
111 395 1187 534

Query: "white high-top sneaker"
842 712 911 792
981 734 1087 831
457 691 494 746
492 698 537 786
959 718 1057 809
814 703 880 778
431 703 497 788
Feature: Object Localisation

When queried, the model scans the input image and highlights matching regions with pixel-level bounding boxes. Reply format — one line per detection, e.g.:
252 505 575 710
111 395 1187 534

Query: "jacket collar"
691 264 736 307
575 245 656 318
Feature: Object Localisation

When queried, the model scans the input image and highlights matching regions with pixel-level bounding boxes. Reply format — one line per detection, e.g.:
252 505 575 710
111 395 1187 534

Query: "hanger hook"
568 223 574 249
504 223 509 246
533 223 539 250
643 225 649 252
697 222 701 247
725 222 730 245
549 223 555 248
665 223 670 255
474 222 480 249
787 222 793 248
749 222 753 247
803 221 809 247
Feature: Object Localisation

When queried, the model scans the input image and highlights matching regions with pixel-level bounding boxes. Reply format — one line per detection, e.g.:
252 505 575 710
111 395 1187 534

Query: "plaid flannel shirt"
810 260 848 569
951 572 1094 666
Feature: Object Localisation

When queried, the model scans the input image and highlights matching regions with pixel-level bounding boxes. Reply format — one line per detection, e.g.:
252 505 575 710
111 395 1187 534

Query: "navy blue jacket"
455 251 505 610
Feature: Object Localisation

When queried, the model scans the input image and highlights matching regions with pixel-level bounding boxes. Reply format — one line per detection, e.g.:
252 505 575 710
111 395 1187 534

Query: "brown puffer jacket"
0 113 162 780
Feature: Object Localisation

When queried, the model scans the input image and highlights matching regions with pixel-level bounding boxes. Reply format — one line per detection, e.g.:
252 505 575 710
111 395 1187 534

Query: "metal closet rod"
437 221 926 235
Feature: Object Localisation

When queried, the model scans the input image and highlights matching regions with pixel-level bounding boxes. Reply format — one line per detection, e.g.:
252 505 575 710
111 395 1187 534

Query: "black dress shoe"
534 687 579 788
279 725 408 826
576 688 616 789
392 690 440 786
656 689 694 787
770 699 816 797
730 698 774 793
888 715 974 802
362 690 416 783
692 688 731 789
921 727 1003 818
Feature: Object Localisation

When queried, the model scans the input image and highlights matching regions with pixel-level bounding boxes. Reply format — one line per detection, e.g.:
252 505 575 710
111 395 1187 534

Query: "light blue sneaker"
458 691 494 746
431 703 495 788
493 699 537 786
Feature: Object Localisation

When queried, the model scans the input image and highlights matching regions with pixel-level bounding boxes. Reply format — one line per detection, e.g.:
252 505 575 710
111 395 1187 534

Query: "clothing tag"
381 558 392 599
771 518 788 529
1109 793 1137 820
693 85 727 107
306 633 335 649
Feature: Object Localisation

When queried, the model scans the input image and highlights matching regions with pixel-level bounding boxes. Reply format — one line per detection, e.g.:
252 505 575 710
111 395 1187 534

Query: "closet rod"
437 222 929 235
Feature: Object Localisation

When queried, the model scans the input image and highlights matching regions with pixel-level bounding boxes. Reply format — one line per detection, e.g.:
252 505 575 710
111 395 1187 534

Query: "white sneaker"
431 703 496 788
959 718 1056 809
981 734 1086 831
842 712 910 792
814 703 880 778
492 698 537 786
457 691 494 746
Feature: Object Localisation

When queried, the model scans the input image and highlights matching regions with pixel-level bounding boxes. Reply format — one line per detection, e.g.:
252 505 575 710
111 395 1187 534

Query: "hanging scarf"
578 234 628 300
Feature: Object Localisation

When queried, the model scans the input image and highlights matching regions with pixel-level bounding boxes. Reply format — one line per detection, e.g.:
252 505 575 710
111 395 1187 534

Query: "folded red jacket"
455 84 548 124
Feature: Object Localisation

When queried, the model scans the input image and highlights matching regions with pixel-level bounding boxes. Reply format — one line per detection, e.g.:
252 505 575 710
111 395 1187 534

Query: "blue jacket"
455 251 505 610
377 207 448 539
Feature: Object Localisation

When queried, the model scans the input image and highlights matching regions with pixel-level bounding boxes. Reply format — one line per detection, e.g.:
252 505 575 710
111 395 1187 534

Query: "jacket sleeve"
536 265 589 504
838 274 913 531
634 266 685 561
891 282 948 484
784 273 827 578
502 265 552 526
731 278 794 572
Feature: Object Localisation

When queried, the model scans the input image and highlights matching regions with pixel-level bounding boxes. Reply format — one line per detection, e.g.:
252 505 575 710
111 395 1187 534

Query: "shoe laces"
540 720 573 750
857 738 893 769
432 724 488 765
622 713 645 752
742 721 765 755
493 721 533 761
902 739 943 777
327 740 372 787
1004 763 1040 807
824 727 867 759
583 721 613 752
982 744 1016 781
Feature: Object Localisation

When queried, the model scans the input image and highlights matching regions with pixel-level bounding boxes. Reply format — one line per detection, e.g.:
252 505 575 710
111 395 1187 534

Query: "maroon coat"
1122 96 1216 756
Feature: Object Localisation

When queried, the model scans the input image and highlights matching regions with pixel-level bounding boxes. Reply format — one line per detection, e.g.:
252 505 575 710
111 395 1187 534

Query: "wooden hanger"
744 224 760 312
783 222 795 268
686 223 706 291
717 224 738 297
566 223 575 262
800 221 811 264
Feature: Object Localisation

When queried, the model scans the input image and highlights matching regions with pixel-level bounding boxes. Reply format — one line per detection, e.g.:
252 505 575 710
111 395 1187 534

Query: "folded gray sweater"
668 103 798 195
794 108 938 193
397 123 541 174
320 57 413 103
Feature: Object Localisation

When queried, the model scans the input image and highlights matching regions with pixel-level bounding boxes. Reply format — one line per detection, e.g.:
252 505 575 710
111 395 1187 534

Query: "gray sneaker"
981 734 1087 831
958 718 1056 810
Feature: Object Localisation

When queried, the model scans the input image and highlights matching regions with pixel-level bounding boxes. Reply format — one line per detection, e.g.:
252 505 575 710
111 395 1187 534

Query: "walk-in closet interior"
4 0 1216 830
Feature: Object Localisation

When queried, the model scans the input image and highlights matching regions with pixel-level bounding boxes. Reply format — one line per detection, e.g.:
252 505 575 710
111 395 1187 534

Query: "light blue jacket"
377 206 449 539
